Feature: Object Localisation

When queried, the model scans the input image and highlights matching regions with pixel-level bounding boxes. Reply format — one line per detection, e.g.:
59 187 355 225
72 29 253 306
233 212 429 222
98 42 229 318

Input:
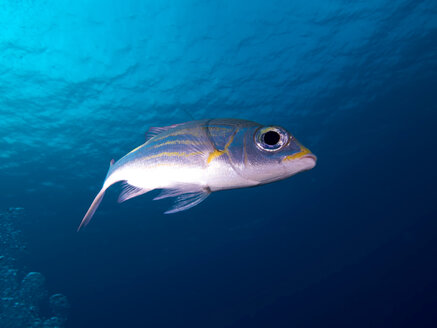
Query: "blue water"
1 1 436 327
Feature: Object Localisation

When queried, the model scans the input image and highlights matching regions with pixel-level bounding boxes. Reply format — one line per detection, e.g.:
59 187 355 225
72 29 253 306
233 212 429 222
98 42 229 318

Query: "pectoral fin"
154 185 211 214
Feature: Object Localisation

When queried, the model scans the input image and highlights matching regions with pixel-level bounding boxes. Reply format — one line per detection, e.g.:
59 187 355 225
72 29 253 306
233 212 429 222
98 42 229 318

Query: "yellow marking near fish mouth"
207 130 237 164
282 146 313 162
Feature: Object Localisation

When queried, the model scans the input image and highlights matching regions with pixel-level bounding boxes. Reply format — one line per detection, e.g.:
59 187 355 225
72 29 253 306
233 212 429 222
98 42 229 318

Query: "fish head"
231 125 317 184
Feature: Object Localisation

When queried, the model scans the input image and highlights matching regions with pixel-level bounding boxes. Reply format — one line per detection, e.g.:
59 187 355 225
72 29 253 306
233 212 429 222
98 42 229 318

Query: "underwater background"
0 0 436 327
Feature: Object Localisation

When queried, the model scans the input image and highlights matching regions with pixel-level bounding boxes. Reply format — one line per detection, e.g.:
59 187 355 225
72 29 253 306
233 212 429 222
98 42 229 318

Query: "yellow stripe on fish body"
78 118 317 231
142 151 204 162
142 121 238 166
149 139 205 150
149 127 204 143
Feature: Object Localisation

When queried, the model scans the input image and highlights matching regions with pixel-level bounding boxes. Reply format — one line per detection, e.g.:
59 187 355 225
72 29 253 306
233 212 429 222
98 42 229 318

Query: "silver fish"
79 119 316 230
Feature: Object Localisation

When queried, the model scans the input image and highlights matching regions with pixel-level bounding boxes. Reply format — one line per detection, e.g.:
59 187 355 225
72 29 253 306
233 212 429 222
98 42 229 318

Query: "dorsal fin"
145 123 184 141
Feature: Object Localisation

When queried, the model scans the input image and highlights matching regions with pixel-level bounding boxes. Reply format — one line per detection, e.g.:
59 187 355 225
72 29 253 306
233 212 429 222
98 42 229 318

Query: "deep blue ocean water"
0 1 436 327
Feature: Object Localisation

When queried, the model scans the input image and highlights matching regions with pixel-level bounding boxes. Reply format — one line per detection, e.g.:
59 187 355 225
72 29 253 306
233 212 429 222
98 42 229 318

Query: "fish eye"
255 126 289 152
263 130 280 146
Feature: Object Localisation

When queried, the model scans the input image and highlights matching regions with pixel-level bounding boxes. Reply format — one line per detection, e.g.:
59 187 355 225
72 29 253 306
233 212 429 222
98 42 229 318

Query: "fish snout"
282 144 316 163
301 153 317 162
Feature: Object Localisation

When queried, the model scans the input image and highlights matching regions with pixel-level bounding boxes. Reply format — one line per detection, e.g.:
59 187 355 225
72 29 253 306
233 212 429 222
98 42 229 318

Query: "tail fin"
78 159 115 231
77 189 106 231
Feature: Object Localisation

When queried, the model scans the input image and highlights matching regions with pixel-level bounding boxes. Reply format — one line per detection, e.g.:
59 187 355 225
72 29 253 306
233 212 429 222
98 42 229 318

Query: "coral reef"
0 208 69 328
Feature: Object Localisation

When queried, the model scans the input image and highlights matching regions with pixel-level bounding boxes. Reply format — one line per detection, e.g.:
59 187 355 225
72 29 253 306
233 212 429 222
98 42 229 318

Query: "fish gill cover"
0 0 436 328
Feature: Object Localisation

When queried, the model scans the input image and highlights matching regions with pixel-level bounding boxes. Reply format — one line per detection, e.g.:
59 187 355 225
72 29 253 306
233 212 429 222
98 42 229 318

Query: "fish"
78 118 316 230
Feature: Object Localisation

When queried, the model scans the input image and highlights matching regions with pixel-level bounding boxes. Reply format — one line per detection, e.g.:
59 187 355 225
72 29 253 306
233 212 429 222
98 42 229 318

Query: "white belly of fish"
119 161 255 192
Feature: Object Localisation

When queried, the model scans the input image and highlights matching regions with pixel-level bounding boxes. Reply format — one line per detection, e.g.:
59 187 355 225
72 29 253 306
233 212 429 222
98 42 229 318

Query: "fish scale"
78 118 316 230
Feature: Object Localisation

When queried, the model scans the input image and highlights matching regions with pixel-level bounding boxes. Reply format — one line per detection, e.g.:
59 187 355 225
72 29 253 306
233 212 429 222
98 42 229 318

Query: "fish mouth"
282 150 317 163
301 154 317 162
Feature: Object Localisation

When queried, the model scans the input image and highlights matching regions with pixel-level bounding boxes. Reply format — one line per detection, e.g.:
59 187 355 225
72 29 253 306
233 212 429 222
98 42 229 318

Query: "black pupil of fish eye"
263 131 280 146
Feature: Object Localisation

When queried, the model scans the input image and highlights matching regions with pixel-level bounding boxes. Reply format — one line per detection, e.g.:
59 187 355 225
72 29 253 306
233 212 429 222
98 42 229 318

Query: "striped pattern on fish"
78 119 316 230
